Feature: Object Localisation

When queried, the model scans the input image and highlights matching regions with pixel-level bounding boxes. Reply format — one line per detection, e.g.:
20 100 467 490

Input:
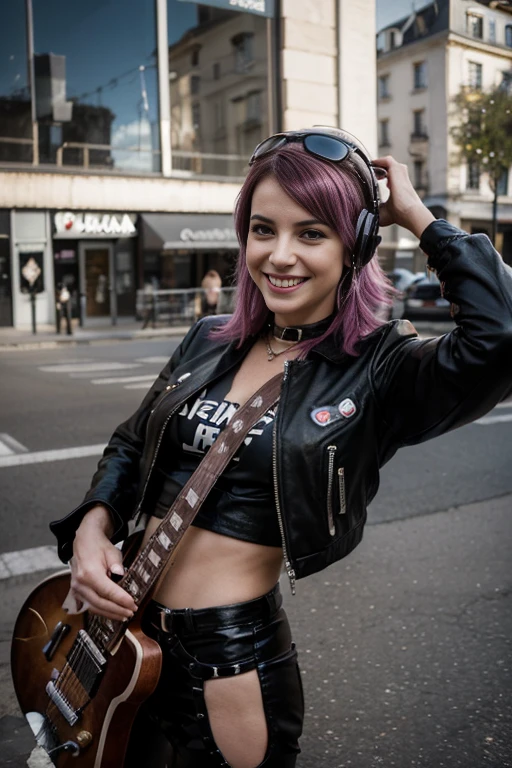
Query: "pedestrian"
199 269 222 317
55 281 72 335
50 127 512 768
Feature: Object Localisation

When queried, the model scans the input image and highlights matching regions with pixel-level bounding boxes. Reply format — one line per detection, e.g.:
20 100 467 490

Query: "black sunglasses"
249 131 387 181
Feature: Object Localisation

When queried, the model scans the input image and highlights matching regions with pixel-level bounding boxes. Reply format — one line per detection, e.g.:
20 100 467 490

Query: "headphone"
309 127 383 269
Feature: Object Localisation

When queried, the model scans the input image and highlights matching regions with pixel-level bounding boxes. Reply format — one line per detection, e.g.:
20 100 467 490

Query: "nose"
268 235 297 270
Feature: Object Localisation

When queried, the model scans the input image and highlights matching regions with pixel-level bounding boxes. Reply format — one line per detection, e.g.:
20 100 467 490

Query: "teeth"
268 276 305 288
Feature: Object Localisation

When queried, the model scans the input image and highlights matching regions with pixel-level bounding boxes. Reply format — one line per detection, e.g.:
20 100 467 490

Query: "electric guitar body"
11 570 162 767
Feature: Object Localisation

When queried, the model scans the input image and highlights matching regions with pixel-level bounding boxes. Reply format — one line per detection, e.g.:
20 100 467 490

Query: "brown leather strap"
120 372 284 612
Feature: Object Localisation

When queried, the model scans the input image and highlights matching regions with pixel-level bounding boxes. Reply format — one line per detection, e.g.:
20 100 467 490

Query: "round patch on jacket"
311 407 333 426
338 398 357 418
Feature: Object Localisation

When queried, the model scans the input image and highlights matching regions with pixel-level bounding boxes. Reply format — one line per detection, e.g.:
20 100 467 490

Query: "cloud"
111 118 159 172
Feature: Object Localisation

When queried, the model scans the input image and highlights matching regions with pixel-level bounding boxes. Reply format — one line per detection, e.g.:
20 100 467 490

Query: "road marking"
495 400 512 409
135 356 169 364
91 374 157 385
39 362 142 373
0 433 29 456
476 414 512 425
124 383 153 390
0 545 63 579
0 444 104 469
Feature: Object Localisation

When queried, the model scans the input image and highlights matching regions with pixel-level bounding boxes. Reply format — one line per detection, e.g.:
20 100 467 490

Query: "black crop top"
152 369 282 547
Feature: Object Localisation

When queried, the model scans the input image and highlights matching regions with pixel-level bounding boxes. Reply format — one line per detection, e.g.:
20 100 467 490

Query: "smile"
266 274 308 289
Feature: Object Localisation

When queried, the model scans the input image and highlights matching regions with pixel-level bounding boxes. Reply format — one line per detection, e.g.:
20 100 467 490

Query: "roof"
377 0 449 49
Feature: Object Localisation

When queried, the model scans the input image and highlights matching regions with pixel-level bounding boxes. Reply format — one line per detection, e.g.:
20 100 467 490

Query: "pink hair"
213 143 391 357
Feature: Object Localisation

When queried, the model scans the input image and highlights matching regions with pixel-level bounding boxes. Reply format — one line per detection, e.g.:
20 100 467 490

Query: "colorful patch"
338 398 357 418
311 407 333 426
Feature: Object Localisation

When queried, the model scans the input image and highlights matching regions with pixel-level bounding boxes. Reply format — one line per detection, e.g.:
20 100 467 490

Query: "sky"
376 0 420 31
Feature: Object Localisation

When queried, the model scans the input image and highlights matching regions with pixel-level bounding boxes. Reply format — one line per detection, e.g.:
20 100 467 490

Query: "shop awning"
141 213 238 251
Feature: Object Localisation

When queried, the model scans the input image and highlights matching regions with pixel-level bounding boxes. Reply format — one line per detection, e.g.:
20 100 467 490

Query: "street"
0 337 511 767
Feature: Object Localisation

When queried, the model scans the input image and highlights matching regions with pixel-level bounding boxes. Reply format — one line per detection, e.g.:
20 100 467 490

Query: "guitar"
11 372 284 766
11 531 164 767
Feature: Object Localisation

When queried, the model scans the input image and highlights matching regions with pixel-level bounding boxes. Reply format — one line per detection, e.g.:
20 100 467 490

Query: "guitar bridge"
45 681 79 726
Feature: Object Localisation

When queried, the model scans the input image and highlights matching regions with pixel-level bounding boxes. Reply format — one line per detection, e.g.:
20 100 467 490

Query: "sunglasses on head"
249 130 388 181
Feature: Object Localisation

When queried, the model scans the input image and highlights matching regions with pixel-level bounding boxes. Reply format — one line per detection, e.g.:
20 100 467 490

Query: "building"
0 0 377 329
377 0 512 269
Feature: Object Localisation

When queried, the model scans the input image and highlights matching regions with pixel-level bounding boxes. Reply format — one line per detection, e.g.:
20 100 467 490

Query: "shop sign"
179 227 237 243
54 211 137 238
177 0 274 18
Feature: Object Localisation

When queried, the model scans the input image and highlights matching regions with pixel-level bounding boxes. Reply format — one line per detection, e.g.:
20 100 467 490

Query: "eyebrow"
250 214 327 227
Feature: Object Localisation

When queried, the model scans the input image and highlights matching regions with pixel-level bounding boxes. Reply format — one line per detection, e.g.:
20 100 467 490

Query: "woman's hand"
372 156 435 239
68 505 137 620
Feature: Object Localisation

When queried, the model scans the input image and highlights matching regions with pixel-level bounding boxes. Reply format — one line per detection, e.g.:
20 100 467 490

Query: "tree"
450 84 512 245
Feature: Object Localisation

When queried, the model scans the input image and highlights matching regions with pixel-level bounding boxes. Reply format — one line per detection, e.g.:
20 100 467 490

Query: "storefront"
53 210 138 325
140 213 239 290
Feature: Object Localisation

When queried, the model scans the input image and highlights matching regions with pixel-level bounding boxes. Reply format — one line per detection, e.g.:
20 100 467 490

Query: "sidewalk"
0 320 455 350
0 320 191 350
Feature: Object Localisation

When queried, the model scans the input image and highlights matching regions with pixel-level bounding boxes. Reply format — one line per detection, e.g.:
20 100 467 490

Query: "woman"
50 128 512 768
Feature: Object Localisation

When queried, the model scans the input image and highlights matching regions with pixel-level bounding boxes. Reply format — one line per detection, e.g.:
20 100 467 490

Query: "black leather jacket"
51 221 512 591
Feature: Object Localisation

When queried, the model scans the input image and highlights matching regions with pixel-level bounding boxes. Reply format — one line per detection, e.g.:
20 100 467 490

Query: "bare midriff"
141 518 284 610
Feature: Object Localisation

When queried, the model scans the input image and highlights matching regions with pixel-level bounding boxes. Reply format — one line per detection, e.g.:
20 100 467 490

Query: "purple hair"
213 143 391 357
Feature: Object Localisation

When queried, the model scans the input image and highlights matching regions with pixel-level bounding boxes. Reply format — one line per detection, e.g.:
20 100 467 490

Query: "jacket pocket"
338 467 346 515
326 445 337 536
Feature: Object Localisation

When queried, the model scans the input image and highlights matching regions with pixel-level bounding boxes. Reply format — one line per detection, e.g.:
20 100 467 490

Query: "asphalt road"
0 338 511 767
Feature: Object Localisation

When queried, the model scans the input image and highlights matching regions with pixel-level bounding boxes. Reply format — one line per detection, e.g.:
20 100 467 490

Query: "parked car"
402 273 452 320
385 268 424 320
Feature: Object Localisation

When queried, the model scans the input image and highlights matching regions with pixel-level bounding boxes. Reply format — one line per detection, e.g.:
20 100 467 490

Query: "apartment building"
0 0 377 330
377 0 512 266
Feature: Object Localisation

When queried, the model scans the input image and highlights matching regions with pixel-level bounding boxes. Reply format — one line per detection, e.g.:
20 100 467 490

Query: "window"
389 30 396 49
378 74 390 99
413 61 427 90
467 161 480 190
468 61 483 89
191 48 200 67
31 0 160 173
414 160 425 189
379 119 390 146
467 13 483 39
0 0 32 162
497 168 509 196
168 1 269 178
489 18 496 43
214 101 225 131
506 25 512 48
246 91 261 123
192 102 200 131
233 32 254 73
413 109 426 137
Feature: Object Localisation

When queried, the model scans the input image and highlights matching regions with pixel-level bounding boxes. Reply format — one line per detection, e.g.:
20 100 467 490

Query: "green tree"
450 85 512 244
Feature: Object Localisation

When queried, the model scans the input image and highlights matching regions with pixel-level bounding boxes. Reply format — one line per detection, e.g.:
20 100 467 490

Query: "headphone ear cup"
353 209 380 268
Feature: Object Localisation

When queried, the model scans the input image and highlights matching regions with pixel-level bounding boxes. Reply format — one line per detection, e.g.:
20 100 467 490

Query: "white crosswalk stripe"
37 357 164 390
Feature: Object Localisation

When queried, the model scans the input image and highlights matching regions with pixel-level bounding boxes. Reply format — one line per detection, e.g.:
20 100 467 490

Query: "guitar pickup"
42 621 71 661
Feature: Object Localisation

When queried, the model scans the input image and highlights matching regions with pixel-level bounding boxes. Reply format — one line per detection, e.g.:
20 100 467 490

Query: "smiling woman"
46 126 512 768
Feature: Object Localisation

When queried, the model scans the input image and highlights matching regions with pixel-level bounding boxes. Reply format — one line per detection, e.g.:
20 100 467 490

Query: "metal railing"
136 287 236 328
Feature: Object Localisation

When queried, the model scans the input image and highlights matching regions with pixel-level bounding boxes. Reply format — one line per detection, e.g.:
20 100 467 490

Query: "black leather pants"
126 584 304 768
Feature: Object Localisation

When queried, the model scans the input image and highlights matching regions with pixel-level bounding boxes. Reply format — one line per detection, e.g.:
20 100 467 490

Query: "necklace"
265 335 298 362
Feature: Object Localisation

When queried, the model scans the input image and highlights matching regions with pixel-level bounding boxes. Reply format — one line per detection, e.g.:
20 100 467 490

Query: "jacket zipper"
134 374 194 521
326 445 337 536
338 467 346 515
272 361 296 595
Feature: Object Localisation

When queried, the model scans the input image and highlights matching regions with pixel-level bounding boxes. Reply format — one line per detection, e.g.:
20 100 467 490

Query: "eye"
301 229 326 241
250 224 273 236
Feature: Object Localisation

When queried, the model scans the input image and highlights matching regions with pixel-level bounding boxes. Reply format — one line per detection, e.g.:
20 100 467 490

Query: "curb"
0 326 192 351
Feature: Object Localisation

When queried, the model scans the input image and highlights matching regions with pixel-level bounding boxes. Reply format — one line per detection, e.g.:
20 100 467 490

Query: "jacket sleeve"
371 219 512 452
49 319 207 561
